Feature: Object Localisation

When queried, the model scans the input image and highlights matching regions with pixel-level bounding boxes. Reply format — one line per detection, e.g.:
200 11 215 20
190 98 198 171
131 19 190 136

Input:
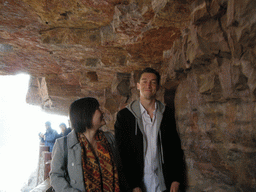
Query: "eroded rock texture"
166 0 256 191
1 0 256 191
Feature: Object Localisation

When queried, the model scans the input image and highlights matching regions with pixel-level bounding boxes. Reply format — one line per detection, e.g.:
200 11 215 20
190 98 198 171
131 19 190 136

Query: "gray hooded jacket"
126 100 166 191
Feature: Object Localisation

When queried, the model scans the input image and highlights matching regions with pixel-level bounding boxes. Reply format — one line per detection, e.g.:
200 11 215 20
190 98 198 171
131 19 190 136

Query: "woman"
58 123 72 138
50 97 120 192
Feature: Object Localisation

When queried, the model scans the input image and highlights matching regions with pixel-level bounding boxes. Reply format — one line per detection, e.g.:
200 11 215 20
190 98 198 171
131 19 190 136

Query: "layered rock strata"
0 0 256 191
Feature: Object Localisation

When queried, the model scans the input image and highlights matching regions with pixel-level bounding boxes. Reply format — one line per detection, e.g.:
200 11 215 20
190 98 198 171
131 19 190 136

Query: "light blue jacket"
41 128 58 152
50 130 118 192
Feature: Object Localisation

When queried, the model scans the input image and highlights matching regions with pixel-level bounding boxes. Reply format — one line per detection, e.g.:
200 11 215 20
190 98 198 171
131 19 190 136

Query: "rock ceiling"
0 0 194 115
2 1 256 190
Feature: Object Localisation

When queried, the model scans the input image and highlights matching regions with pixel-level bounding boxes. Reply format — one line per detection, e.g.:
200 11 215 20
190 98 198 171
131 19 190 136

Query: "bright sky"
0 74 69 192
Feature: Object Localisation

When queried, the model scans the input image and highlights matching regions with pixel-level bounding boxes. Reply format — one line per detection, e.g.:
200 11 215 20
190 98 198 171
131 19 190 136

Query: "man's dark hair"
138 67 161 85
69 97 99 133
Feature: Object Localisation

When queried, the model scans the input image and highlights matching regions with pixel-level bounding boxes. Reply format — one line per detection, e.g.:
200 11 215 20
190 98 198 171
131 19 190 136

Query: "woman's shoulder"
55 135 65 146
55 130 73 145
102 130 115 145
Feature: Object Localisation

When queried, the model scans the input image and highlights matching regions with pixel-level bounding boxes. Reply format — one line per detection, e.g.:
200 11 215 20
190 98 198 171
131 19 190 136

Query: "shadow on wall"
164 88 188 191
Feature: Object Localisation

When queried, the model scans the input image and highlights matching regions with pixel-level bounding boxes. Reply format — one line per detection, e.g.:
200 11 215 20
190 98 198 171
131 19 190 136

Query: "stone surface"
0 0 193 115
1 0 256 191
164 0 256 191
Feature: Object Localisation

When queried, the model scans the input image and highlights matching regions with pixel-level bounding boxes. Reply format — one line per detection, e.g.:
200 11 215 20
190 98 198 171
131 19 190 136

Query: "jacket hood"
126 99 167 190
126 99 165 117
126 99 166 155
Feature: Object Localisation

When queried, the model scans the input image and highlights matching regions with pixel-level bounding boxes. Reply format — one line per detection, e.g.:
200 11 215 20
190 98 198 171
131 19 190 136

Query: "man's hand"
170 181 180 192
133 187 142 192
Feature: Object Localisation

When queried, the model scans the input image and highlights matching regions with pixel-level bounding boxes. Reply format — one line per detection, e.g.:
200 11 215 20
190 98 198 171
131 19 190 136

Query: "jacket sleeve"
114 110 143 190
50 139 81 192
161 107 185 188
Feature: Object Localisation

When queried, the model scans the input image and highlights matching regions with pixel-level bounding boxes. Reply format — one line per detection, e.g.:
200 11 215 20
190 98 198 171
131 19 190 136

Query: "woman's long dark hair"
69 97 99 133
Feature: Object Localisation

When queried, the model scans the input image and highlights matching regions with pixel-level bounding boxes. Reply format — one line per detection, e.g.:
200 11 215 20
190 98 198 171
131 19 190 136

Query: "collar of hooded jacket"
126 99 165 164
126 99 167 190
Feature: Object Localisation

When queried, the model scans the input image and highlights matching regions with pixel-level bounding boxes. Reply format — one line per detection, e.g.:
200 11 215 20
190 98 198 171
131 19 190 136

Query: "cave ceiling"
0 0 194 115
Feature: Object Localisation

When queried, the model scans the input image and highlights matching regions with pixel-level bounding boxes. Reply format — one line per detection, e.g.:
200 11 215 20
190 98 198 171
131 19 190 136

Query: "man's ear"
137 82 140 90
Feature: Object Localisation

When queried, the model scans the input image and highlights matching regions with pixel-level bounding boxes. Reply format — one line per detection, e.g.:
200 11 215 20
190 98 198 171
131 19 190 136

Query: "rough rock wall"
0 0 193 116
24 1 256 190
161 0 256 191
1 0 256 191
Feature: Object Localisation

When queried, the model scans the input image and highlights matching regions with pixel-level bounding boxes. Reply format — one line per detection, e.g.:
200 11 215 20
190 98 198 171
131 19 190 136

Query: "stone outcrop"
0 0 256 191
0 0 193 115
162 0 256 191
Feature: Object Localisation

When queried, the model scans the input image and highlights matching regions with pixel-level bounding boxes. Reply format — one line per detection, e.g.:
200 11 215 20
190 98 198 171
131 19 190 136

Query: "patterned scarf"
78 131 120 192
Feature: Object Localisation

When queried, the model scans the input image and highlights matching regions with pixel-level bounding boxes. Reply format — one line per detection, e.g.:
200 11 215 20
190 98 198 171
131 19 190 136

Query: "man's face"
137 72 159 100
45 124 50 130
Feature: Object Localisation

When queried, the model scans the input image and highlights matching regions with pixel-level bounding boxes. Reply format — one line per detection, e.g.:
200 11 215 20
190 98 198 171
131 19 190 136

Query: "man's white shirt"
140 102 162 192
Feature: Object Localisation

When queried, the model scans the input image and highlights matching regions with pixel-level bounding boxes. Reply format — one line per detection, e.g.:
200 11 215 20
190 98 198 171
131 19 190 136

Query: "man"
39 121 58 152
58 122 72 138
115 68 184 192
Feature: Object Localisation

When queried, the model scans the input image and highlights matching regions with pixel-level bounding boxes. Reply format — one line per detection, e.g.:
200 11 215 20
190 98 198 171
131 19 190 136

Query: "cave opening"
0 74 68 192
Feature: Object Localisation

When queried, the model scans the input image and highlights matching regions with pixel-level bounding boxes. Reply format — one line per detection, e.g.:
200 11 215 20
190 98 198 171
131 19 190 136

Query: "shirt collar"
139 101 158 115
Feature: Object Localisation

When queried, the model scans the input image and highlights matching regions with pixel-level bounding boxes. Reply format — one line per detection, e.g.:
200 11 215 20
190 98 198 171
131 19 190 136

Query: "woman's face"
59 125 66 134
91 108 106 130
